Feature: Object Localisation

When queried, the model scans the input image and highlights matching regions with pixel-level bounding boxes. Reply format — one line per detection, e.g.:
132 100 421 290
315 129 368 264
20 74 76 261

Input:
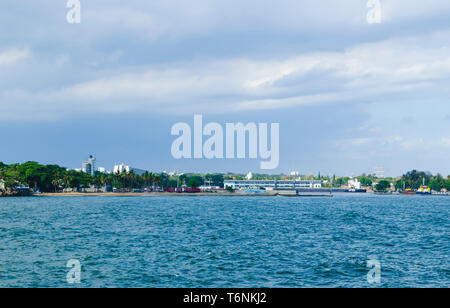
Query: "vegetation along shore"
1 161 449 197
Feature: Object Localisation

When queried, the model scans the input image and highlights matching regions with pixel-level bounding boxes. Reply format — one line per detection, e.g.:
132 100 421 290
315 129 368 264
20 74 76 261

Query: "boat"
416 186 431 195
401 189 416 195
416 178 431 195
348 188 367 193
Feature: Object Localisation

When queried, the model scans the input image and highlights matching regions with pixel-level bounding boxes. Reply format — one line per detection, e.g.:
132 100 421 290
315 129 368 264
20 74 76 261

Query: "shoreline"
34 192 270 197
32 191 337 197
4 191 446 197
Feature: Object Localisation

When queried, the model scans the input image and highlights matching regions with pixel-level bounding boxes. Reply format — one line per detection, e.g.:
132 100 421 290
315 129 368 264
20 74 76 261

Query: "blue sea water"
0 194 448 288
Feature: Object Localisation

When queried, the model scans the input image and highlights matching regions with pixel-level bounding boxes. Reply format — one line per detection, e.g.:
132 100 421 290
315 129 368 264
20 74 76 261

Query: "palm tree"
120 171 128 190
51 179 60 192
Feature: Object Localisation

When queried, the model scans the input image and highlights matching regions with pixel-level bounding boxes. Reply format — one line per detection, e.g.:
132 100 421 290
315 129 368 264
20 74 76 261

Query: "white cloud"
79 1 450 40
399 138 426 151
0 0 449 175
442 137 450 147
15 31 448 117
336 136 405 148
382 0 450 22
2 27 450 121
337 135 450 154
0 48 29 66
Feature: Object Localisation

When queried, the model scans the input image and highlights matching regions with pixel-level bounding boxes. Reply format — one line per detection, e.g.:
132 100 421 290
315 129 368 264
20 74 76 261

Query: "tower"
82 155 96 176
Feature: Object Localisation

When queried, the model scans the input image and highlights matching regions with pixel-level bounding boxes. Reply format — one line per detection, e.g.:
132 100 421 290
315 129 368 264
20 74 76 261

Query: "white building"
348 178 361 190
245 172 253 180
113 163 147 175
97 167 107 173
224 180 322 190
114 163 130 174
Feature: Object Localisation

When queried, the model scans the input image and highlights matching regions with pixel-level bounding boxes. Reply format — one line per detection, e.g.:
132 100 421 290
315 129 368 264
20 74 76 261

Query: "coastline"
25 191 449 197
34 191 266 197
32 191 335 197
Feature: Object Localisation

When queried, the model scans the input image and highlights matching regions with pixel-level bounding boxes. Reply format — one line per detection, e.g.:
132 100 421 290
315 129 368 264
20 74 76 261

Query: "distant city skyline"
0 1 449 177
55 153 447 178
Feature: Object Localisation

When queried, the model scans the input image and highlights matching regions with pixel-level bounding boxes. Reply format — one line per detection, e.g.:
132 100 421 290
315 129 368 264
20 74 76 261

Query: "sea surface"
0 194 448 288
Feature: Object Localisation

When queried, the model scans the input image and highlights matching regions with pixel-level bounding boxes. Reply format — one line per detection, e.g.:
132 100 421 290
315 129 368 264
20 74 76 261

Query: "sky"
0 0 449 176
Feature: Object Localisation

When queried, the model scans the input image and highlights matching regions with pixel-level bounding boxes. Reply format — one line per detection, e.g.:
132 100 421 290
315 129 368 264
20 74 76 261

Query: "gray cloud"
0 0 449 175
2 32 450 121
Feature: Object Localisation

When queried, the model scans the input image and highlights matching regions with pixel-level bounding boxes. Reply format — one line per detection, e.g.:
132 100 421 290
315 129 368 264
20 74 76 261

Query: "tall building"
113 163 147 176
82 155 96 176
113 163 130 174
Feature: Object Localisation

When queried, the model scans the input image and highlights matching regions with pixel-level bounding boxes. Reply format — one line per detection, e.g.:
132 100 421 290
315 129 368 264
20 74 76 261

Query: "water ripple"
0 195 448 287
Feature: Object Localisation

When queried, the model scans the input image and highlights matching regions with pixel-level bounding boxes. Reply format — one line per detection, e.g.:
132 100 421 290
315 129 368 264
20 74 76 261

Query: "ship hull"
401 191 416 195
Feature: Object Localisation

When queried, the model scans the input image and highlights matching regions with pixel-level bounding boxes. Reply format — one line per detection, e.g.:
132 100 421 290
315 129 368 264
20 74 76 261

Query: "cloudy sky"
1 0 449 176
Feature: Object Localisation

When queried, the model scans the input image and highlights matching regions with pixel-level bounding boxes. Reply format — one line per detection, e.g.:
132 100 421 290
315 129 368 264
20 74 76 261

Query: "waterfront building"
348 178 361 190
224 179 322 190
0 180 29 192
113 163 147 176
130 168 147 176
113 163 129 174
81 155 96 176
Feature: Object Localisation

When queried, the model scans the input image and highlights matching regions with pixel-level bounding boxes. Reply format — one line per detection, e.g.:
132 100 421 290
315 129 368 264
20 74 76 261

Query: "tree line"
1 162 449 193
394 170 450 191
0 161 225 192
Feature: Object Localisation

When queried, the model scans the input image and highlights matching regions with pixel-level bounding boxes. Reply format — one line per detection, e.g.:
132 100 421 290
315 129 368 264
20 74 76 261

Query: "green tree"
358 176 373 187
187 176 202 188
444 179 450 191
375 180 391 192
225 185 235 192
429 180 441 191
